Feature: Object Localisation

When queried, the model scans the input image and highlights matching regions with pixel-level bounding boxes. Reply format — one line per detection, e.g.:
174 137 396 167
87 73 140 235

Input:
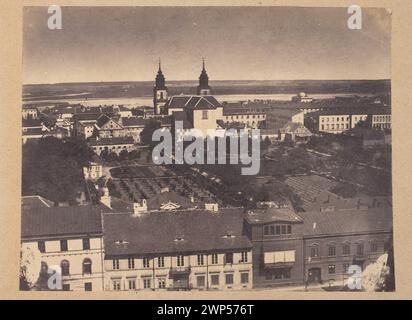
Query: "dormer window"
115 240 129 245
223 232 236 239
174 236 184 242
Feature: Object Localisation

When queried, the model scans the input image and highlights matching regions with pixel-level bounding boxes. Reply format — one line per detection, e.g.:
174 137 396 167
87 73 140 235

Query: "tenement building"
103 207 253 291
244 206 392 288
21 197 106 291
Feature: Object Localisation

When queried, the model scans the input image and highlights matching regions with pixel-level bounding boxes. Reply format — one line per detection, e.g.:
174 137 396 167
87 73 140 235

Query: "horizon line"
23 78 391 86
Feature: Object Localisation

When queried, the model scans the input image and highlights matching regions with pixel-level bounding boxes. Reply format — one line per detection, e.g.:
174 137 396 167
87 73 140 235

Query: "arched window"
83 258 92 275
61 260 70 276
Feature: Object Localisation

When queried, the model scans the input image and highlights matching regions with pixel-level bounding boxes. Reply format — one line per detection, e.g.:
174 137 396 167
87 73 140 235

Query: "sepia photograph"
18 5 394 295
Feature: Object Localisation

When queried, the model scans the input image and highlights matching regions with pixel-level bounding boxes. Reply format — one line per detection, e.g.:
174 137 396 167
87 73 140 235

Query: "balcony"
169 266 191 276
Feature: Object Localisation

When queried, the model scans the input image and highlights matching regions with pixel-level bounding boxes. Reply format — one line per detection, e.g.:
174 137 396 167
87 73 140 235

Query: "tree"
20 244 42 290
140 119 161 148
119 149 129 161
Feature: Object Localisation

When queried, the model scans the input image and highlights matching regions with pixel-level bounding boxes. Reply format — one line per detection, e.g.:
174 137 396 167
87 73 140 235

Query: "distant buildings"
21 188 393 291
89 136 135 155
305 106 391 134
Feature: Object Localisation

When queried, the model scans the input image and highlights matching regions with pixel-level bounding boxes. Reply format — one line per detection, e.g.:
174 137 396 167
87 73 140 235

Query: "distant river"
23 92 374 108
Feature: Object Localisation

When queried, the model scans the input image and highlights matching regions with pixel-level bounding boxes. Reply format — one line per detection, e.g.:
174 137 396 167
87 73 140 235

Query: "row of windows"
112 273 249 290
309 241 378 258
224 114 265 120
53 258 93 276
321 116 350 123
38 238 91 253
112 252 249 270
373 115 391 122
263 224 292 236
321 123 349 131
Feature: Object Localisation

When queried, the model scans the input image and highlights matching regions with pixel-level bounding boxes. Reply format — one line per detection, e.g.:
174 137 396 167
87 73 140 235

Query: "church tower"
197 58 211 96
153 59 168 115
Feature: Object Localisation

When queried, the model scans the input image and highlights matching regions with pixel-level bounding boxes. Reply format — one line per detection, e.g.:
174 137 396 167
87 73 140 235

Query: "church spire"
197 58 211 95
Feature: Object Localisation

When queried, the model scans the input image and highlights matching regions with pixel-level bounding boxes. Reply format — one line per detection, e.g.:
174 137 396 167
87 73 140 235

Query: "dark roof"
22 127 45 136
300 208 392 237
223 106 266 115
22 196 53 209
308 106 391 117
121 117 147 127
103 208 252 256
74 113 102 122
96 114 112 128
21 204 104 239
165 95 221 110
89 136 134 146
246 207 303 225
22 118 42 128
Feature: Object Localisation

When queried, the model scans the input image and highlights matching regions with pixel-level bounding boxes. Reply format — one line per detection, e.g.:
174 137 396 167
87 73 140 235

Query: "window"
128 258 135 269
371 241 378 253
143 257 150 268
356 243 364 256
211 253 218 265
82 238 90 250
38 241 45 253
177 255 184 267
82 258 92 275
264 250 295 264
61 260 70 276
143 278 151 289
202 110 208 120
241 273 249 284
84 282 92 291
197 254 204 266
225 253 233 264
343 263 350 273
281 225 287 234
211 274 219 286
60 240 68 252
128 279 136 290
158 278 166 289
328 265 336 274
62 284 70 291
112 259 119 270
225 274 234 285
328 245 336 257
287 225 292 234
276 225 281 235
158 256 165 268
240 251 248 263
310 246 319 258
112 279 121 291
197 276 205 288
343 244 350 255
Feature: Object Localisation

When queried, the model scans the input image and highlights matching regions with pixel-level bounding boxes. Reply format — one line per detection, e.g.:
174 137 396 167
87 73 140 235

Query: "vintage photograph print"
20 6 393 294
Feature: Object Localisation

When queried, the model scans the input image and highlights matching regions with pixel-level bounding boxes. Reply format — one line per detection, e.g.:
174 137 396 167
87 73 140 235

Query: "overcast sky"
23 6 391 84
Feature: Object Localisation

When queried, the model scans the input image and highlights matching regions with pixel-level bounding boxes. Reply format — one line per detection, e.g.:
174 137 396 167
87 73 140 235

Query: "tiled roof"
89 136 135 146
307 106 391 117
21 204 105 239
103 208 252 257
246 207 303 225
22 118 42 128
96 114 111 128
121 117 147 127
74 113 102 122
165 95 221 110
22 196 53 209
300 208 392 237
22 127 45 136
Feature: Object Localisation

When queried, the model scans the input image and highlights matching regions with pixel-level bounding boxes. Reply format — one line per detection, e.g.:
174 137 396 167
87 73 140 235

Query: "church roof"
165 95 221 110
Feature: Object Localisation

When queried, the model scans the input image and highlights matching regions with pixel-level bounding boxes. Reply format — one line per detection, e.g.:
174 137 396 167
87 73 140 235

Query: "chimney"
205 203 219 212
100 186 111 209
133 199 148 216
160 187 169 193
